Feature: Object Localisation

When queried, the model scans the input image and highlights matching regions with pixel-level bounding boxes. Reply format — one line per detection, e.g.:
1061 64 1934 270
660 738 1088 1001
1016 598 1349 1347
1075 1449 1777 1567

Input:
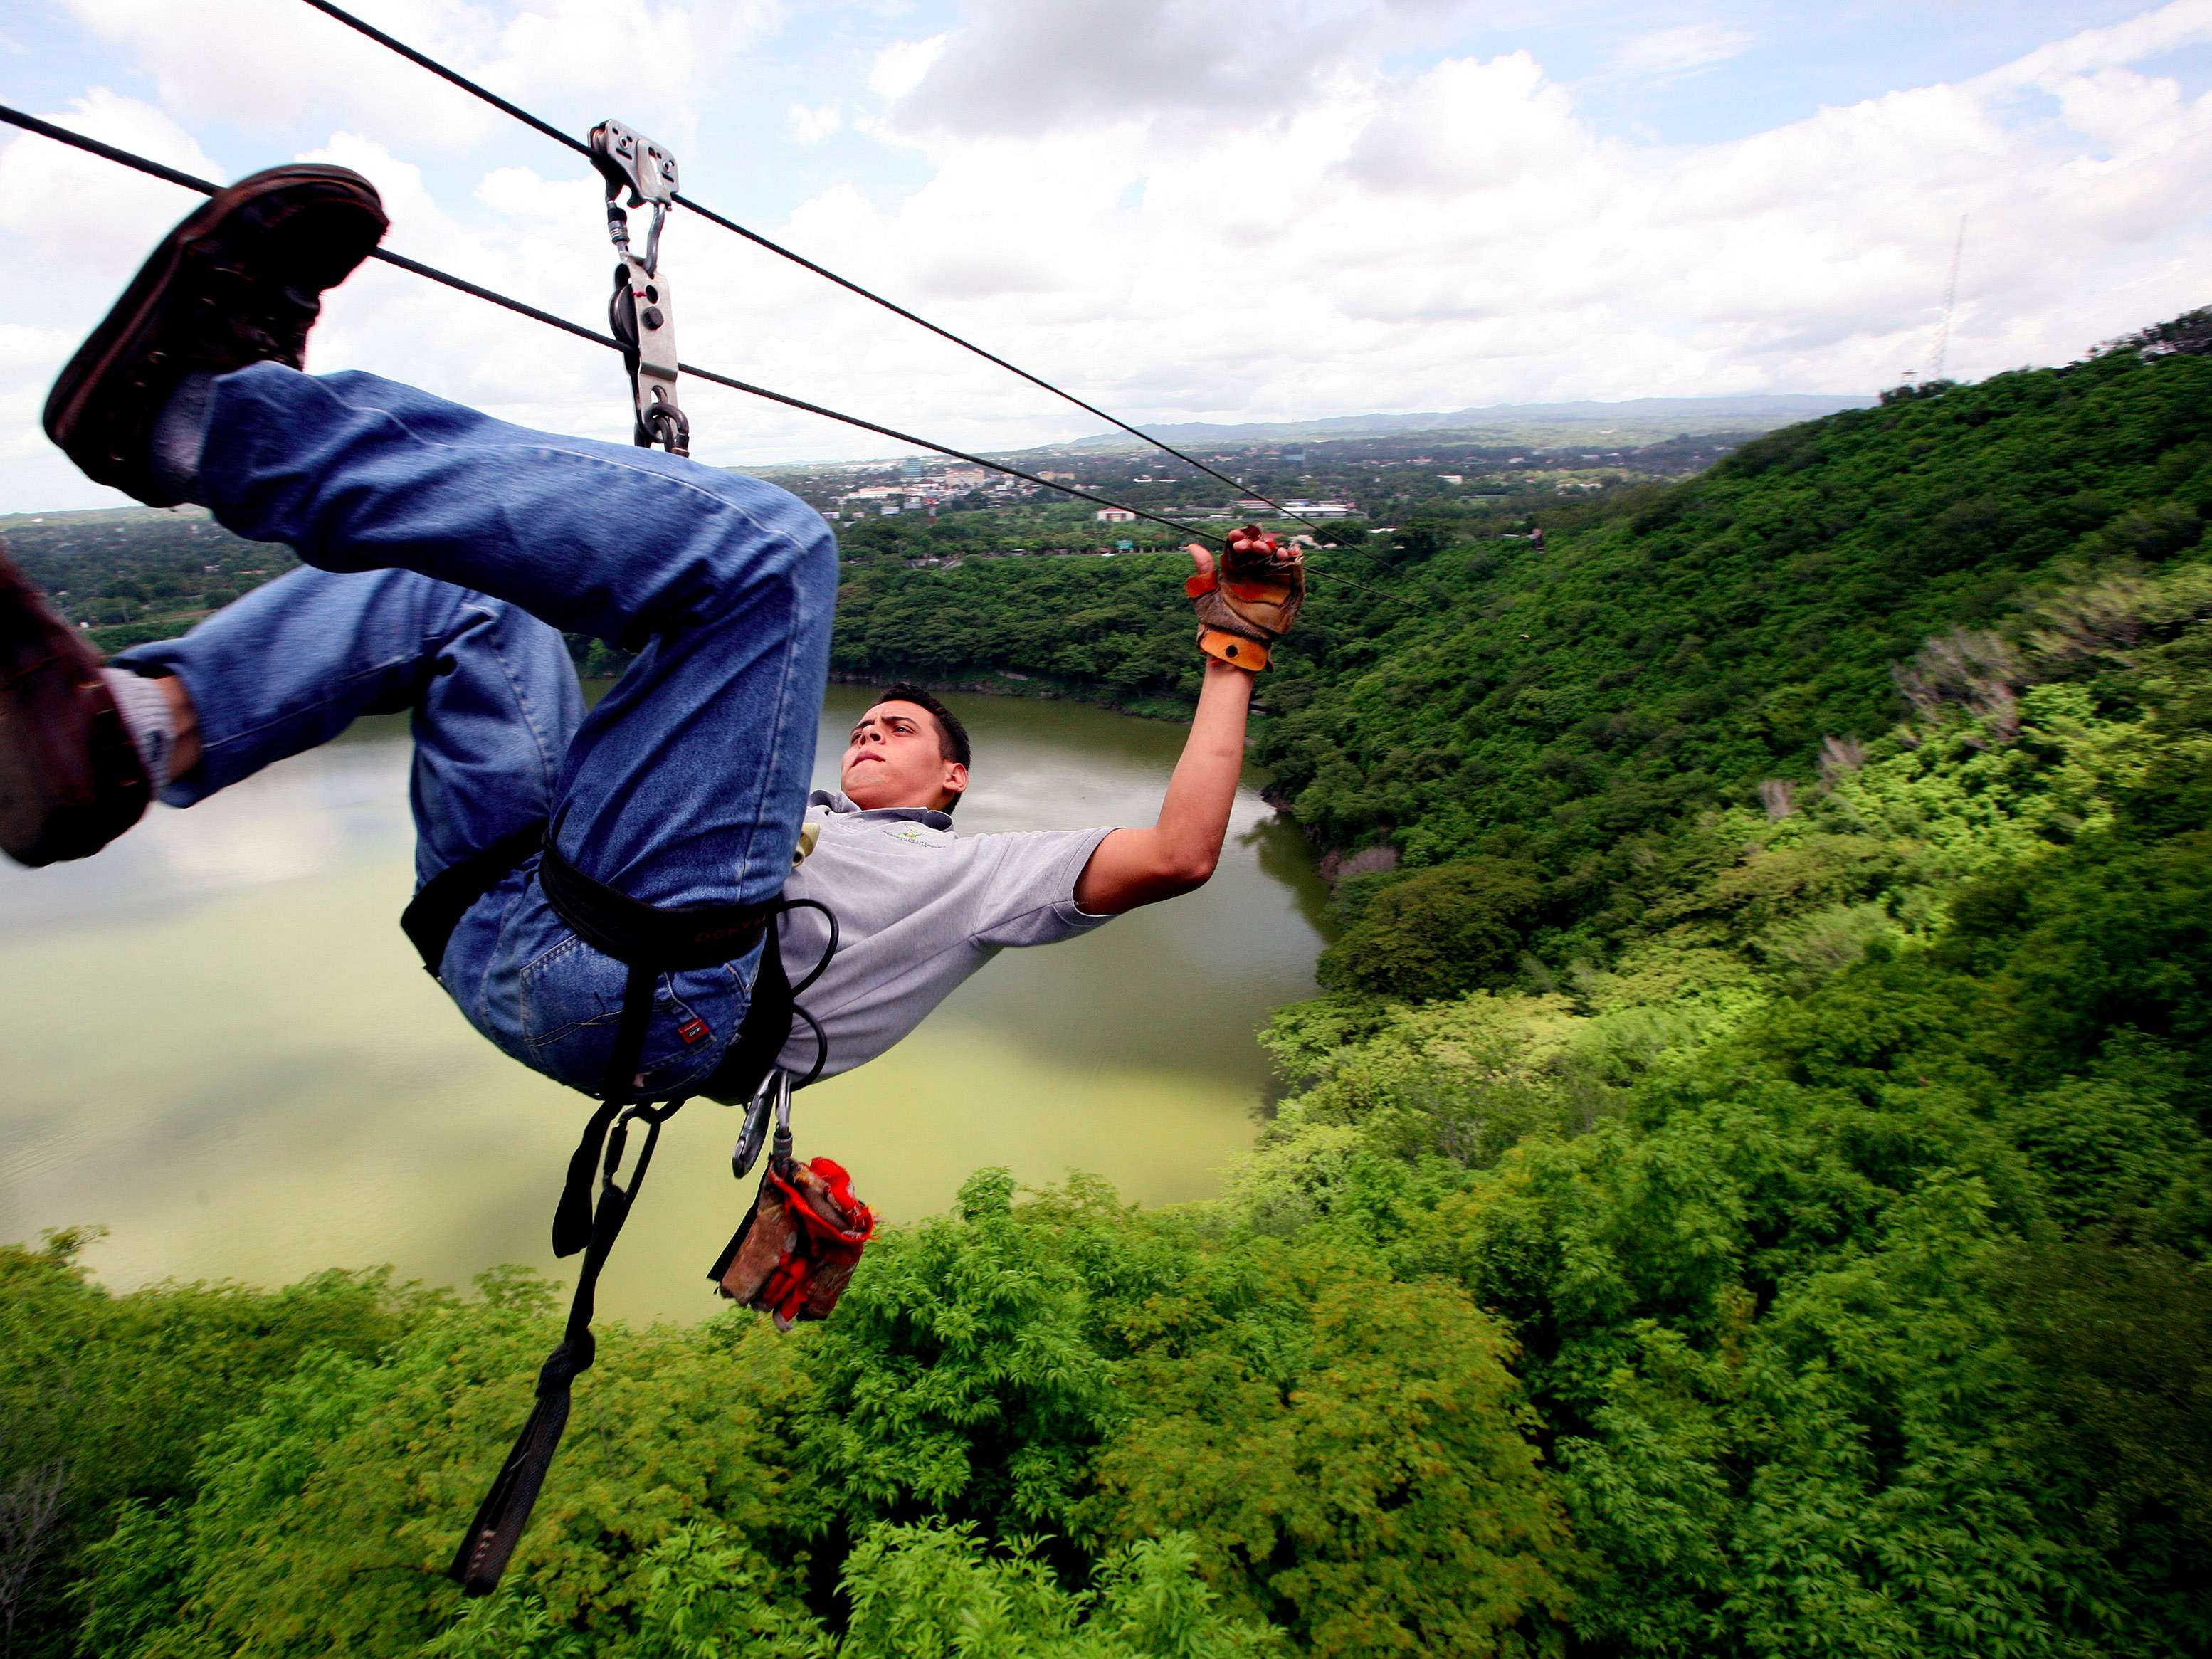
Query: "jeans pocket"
518 936 615 1039
519 934 725 1096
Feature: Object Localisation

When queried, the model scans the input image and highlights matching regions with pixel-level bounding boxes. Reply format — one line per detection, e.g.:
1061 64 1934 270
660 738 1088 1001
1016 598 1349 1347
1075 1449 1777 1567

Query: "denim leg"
115 567 581 883
117 563 727 1095
195 363 836 914
184 364 833 1098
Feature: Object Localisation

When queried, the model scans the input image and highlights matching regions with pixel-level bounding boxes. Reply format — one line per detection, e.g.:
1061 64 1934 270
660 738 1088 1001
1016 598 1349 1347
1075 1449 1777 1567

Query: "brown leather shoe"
43 164 387 507
0 541 149 866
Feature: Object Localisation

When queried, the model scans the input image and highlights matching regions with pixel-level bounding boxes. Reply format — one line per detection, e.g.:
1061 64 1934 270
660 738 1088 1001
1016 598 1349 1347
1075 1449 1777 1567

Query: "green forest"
6 313 2210 1656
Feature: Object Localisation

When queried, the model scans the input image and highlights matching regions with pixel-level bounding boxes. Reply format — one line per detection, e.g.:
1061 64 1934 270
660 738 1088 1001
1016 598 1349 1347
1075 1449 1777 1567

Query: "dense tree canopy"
9 324 2211 1655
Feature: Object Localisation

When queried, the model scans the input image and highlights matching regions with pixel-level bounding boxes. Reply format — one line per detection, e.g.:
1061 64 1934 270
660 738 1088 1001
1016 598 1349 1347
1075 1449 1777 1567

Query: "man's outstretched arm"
1074 651 1253 914
1074 530 1302 915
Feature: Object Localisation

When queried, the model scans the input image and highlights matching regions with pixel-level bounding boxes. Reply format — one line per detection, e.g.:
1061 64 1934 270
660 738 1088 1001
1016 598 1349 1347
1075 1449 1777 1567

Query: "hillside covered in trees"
5 315 2210 1656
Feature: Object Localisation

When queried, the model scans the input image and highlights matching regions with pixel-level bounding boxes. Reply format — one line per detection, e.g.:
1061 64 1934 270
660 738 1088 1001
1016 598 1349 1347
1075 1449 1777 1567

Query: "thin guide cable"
0 103 1225 545
291 0 1332 537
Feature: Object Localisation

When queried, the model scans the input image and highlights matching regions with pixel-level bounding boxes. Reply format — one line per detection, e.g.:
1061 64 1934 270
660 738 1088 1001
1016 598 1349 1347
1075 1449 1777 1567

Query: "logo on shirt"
883 826 935 844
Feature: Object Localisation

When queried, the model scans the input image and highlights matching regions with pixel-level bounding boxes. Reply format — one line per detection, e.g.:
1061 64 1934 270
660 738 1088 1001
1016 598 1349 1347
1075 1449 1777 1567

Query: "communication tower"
1929 215 1968 382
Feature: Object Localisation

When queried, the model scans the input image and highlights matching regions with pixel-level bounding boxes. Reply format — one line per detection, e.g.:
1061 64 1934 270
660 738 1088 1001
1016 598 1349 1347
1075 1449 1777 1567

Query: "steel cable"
293 0 1334 538
4 105 1418 605
0 103 1225 544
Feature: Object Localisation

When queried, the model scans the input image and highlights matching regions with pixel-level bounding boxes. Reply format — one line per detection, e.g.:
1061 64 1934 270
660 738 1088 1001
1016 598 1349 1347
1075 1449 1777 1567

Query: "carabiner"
732 1068 794 1180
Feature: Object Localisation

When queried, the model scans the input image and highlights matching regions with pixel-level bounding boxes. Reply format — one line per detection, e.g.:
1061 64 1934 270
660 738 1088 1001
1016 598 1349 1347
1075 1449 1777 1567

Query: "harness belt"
400 820 806 1102
399 821 802 1596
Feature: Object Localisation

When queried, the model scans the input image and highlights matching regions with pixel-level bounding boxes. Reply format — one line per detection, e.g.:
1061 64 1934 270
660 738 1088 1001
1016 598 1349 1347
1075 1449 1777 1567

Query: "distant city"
0 392 1868 649
757 393 1870 544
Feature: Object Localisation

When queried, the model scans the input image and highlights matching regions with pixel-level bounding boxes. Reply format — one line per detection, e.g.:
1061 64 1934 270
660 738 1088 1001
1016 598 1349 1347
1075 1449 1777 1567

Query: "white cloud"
1605 21 1754 80
869 34 945 102
473 162 599 220
56 0 781 156
879 0 1352 137
758 6 2212 451
0 90 225 264
1340 51 1591 194
789 101 843 144
58 0 501 148
1971 0 2212 93
483 0 781 135
5 3 2212 510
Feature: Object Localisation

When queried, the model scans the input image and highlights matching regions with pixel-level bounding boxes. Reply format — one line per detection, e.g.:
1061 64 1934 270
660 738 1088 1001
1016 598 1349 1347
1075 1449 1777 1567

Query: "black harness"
399 821 823 1595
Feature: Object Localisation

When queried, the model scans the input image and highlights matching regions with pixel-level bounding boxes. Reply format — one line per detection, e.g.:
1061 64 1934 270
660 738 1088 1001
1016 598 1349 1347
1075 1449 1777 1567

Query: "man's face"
841 700 967 811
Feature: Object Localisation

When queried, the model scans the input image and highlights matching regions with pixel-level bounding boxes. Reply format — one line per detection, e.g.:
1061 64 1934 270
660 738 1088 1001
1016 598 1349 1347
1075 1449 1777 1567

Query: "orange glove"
1186 525 1305 671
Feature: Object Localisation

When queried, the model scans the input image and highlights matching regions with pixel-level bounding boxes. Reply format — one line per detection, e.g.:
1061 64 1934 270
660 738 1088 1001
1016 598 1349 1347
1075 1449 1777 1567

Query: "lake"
0 685 1328 1323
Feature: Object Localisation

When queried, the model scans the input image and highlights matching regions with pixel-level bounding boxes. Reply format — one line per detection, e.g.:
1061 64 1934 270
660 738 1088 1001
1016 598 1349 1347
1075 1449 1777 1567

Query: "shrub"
1317 858 1544 999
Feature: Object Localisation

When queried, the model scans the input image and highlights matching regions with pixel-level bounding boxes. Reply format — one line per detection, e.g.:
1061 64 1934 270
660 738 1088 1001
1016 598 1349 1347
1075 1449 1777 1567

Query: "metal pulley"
590 120 688 455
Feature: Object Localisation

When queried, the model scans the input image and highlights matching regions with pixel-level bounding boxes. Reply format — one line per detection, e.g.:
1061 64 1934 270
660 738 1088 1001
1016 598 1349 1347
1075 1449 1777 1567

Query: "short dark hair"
875 683 971 811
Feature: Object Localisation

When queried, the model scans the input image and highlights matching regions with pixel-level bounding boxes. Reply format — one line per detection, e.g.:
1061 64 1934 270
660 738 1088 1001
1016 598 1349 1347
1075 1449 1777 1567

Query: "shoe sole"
43 164 387 505
0 543 147 867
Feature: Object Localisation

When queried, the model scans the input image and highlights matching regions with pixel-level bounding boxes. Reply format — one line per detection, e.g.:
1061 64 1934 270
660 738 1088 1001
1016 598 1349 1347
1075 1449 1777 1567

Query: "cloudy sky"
3 0 2209 510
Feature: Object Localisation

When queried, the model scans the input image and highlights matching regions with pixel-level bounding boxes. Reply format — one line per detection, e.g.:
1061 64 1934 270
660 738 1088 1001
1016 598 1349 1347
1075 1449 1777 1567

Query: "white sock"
100 668 177 793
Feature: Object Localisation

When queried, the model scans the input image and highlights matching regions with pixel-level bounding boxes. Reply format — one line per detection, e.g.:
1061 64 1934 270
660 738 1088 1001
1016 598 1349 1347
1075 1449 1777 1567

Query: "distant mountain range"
1040 394 1875 453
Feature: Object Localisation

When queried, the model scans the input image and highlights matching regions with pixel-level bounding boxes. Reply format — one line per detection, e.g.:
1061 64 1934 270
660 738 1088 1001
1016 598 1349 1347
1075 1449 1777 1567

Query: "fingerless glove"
1188 526 1305 670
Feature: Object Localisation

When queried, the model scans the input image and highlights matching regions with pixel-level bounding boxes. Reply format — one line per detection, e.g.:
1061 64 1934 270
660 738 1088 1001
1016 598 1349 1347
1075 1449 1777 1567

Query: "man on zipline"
1 164 1305 1108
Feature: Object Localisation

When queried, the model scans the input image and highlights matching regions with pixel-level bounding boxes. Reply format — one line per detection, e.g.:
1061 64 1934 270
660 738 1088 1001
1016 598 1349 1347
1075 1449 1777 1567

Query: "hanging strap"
452 947 676 1596
448 823 806 1597
451 937 674 1596
549 962 655 1255
450 1093 677 1594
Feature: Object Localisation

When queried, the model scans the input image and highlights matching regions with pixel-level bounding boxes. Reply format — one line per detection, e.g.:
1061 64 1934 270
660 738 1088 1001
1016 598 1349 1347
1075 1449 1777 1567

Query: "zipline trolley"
590 120 688 455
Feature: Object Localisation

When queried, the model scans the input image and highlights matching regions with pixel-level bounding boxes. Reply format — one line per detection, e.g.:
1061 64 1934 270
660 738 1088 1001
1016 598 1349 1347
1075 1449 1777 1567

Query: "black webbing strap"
538 833 775 971
451 1089 677 1594
446 823 792 1596
399 821 549 981
451 946 672 1595
399 817 778 982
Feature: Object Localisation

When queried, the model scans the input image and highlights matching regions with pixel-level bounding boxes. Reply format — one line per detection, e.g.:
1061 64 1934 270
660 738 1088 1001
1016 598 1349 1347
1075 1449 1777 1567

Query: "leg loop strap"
442 818 817 1598
451 1097 673 1596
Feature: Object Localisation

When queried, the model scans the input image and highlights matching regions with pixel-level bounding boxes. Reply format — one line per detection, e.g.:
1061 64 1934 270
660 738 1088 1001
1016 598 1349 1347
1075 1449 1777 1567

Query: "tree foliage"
1315 857 1544 999
15 315 2212 1655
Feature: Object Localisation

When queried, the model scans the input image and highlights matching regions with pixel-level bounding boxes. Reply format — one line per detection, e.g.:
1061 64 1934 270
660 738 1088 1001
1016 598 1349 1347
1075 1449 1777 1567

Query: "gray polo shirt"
769 789 1115 1079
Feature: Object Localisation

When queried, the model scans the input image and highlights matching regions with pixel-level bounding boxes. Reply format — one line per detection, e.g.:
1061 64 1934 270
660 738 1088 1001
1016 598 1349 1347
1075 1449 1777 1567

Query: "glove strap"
1198 628 1269 671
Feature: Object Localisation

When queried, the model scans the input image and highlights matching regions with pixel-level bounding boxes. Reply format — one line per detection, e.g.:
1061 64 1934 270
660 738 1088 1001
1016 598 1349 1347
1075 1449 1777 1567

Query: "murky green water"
0 686 1327 1322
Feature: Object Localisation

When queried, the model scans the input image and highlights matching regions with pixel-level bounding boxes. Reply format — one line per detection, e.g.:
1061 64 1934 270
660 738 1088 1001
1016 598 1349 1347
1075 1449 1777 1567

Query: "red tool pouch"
710 1154 875 1331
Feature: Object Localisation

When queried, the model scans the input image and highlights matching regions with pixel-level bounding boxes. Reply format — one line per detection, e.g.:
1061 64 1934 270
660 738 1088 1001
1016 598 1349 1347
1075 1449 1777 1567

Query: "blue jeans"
117 364 837 1097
